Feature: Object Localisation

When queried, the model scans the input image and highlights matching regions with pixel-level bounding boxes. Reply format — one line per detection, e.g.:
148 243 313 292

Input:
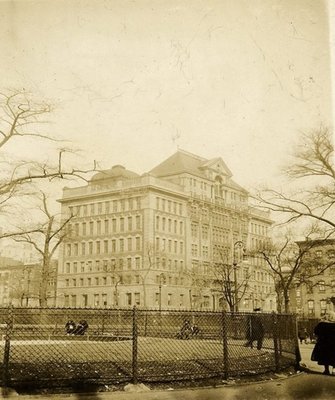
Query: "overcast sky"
1 0 333 192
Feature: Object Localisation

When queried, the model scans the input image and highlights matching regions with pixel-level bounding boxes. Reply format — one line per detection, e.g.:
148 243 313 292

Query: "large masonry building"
57 150 275 310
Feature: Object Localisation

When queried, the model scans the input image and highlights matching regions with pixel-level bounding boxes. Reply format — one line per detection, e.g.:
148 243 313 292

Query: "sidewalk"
299 342 329 374
2 344 334 399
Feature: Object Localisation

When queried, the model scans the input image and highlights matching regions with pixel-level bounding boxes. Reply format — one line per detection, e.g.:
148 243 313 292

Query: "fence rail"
0 306 299 389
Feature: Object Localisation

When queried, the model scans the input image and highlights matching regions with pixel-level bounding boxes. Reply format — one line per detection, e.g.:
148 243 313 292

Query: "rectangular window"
82 222 87 236
89 221 94 235
126 293 132 306
90 203 95 215
120 238 124 252
104 240 108 253
135 257 140 269
136 237 141 251
113 200 117 212
127 258 132 270
112 240 116 252
105 201 110 214
102 293 107 306
120 218 125 232
134 292 140 306
128 237 132 251
65 262 70 273
94 294 99 306
128 216 132 231
96 241 101 254
104 219 109 234
167 293 172 306
64 295 69 307
66 244 71 256
319 281 325 292
83 205 88 216
82 294 88 307
97 220 101 235
73 262 78 273
71 295 76 307
136 215 141 230
112 219 116 232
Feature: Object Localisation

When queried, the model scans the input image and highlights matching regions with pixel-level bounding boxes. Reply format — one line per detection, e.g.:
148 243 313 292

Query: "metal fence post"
272 312 280 372
2 305 13 387
222 311 229 380
132 306 138 384
293 314 301 369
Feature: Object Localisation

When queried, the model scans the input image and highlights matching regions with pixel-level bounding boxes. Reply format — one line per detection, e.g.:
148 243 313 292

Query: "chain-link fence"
0 307 299 389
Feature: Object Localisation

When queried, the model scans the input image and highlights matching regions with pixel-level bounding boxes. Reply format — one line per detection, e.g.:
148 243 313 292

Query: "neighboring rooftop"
90 165 140 183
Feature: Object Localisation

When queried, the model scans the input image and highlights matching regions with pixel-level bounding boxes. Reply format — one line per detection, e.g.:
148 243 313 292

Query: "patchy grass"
0 337 296 389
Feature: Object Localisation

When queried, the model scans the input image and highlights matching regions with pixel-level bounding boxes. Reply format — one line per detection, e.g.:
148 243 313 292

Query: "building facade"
293 239 335 318
57 150 275 310
0 258 57 306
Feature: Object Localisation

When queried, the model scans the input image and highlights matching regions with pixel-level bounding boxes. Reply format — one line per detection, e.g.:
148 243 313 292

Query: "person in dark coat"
311 313 335 375
65 320 76 335
245 308 265 350
74 320 89 335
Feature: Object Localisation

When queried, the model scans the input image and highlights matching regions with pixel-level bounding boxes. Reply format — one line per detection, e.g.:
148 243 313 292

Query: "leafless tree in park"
255 229 335 313
255 127 335 232
211 247 250 312
0 89 96 234
11 191 74 307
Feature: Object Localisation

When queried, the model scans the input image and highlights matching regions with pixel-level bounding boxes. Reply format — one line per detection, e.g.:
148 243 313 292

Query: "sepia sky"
0 0 333 192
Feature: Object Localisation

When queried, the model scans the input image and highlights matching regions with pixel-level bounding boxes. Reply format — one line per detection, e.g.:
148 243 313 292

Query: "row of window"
65 236 142 257
69 215 142 237
63 257 185 274
64 273 187 288
155 237 184 254
63 257 143 274
156 197 183 215
155 216 184 235
250 223 268 236
68 197 142 217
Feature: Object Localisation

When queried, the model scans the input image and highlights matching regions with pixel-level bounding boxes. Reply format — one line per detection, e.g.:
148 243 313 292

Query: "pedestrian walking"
311 312 335 375
245 308 265 350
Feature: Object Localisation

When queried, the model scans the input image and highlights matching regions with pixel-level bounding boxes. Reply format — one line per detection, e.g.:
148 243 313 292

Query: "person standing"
245 308 265 350
311 313 335 375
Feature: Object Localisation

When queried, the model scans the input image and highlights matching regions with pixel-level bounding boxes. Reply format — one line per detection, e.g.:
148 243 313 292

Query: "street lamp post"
233 240 245 313
159 273 165 312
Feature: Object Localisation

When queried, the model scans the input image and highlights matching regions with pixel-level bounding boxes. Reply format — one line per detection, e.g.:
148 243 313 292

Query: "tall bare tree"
0 89 96 232
255 127 335 231
211 248 250 312
11 192 73 306
255 230 335 313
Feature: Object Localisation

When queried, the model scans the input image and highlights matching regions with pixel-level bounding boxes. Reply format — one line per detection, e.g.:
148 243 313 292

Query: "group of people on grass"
65 319 89 335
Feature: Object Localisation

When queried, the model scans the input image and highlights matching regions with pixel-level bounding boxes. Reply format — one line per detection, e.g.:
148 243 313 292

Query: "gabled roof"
150 149 233 179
